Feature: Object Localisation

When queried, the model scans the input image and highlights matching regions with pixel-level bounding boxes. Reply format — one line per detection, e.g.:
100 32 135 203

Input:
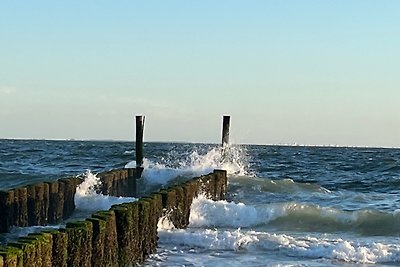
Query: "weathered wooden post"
222 115 230 146
127 168 137 197
222 115 231 146
136 115 145 179
221 115 231 163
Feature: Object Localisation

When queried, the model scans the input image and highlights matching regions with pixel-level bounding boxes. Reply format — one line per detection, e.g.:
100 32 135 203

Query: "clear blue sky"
1 1 399 147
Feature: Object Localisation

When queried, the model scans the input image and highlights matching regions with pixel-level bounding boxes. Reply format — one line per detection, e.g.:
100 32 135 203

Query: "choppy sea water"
1 139 400 266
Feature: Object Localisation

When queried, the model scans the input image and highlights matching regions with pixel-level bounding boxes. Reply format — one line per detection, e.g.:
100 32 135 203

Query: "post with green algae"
0 245 23 267
42 230 68 267
140 194 163 255
86 217 106 267
92 210 118 266
137 200 151 259
23 232 53 267
0 190 14 233
111 203 138 266
62 220 93 267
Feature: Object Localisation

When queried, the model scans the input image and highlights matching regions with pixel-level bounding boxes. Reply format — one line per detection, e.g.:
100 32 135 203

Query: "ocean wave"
188 195 400 235
229 176 331 194
157 227 400 264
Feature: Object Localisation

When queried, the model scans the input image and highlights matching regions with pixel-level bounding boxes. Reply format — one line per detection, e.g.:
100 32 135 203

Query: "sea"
1 139 400 266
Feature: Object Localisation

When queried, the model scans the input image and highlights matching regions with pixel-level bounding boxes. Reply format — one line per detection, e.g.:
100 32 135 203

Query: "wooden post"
136 115 145 178
127 168 137 197
221 115 230 146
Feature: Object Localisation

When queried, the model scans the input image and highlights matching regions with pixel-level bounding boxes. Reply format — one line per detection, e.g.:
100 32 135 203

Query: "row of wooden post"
0 170 228 267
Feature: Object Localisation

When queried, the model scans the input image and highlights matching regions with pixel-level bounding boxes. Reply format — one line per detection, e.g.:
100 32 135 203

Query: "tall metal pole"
222 115 230 146
136 115 145 178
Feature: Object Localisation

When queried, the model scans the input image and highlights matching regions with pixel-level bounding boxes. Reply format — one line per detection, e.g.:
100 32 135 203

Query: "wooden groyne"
0 169 227 266
0 169 138 233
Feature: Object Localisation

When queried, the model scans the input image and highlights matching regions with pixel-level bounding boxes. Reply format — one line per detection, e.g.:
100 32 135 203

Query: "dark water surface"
2 139 400 266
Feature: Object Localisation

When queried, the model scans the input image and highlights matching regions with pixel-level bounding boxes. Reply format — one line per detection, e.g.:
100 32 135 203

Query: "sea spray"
76 170 101 196
158 214 176 231
74 170 136 212
125 145 250 185
179 145 249 176
189 194 286 228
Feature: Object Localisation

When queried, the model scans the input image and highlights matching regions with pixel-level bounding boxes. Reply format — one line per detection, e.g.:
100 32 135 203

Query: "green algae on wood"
63 220 93 267
92 210 118 267
42 230 67 267
111 202 140 266
86 217 106 267
0 245 23 267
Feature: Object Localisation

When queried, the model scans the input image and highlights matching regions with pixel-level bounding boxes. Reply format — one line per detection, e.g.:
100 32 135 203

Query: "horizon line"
1 137 399 150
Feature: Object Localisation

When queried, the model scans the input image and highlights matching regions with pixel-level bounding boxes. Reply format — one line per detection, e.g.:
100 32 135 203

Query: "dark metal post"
222 115 230 146
136 115 145 178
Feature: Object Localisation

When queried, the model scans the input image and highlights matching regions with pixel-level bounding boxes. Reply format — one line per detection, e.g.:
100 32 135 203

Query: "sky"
1 1 400 147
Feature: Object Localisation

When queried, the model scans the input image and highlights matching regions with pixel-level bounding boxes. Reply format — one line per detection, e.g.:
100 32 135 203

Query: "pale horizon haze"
1 1 400 147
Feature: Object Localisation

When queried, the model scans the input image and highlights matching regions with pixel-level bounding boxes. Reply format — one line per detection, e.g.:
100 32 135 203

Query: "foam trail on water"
74 170 136 212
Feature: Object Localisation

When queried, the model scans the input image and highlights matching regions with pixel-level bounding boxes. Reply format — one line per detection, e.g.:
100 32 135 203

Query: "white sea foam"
125 145 249 185
187 195 400 235
123 150 135 155
157 226 400 264
157 215 176 231
189 194 286 228
263 234 400 264
158 228 259 251
172 196 400 264
74 170 136 212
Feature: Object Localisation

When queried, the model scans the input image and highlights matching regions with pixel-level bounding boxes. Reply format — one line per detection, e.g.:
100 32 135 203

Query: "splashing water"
75 170 101 196
125 145 250 185
179 145 249 175
188 194 286 228
2 170 137 244
74 170 136 212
